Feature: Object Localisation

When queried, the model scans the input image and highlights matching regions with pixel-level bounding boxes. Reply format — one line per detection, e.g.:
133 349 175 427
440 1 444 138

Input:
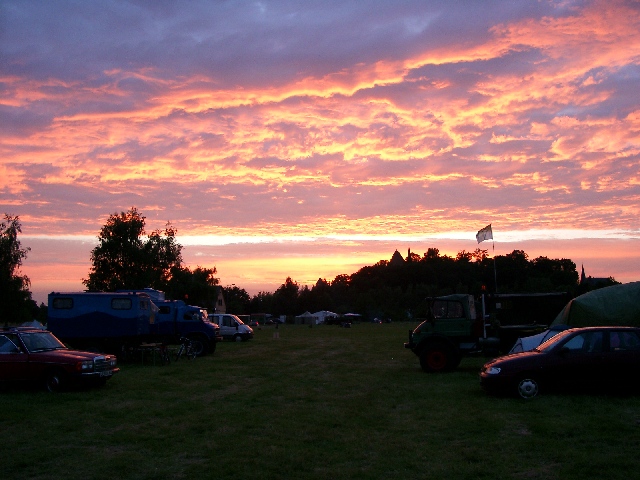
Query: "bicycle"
174 337 197 361
159 344 171 365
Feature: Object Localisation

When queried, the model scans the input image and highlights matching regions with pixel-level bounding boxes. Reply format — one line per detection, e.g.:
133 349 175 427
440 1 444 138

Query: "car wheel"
420 344 451 372
517 377 540 399
44 369 66 393
234 334 243 342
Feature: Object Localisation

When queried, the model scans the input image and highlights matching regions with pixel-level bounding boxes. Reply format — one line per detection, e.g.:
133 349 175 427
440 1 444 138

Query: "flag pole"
476 224 497 293
493 239 497 293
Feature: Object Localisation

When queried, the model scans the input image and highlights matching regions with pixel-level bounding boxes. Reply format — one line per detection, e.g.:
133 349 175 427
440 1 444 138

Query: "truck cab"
154 300 221 355
208 313 254 342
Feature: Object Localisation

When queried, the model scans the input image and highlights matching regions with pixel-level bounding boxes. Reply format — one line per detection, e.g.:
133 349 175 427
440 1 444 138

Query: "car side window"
562 334 584 351
562 332 603 353
610 331 640 351
0 335 21 354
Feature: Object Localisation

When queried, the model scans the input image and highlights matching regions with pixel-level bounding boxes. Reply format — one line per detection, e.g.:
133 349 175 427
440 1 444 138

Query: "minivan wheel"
517 377 539 399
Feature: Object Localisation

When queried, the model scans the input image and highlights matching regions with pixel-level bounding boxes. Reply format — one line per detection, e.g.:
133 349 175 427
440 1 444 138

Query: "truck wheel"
44 369 66 393
188 336 208 356
420 344 452 373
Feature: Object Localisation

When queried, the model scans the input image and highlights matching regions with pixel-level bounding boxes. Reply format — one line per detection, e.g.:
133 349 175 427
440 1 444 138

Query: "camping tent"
295 311 315 325
311 311 338 324
510 282 640 353
550 281 640 327
509 324 570 353
21 320 46 329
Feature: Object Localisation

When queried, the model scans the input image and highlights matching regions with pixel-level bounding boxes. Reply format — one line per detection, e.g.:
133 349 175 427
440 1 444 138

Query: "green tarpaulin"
551 281 640 327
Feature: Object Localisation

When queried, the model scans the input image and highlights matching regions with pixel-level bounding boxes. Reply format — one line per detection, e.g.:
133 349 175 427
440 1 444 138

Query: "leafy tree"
223 285 251 314
250 291 274 314
272 277 299 315
165 266 219 309
83 207 183 291
0 214 36 324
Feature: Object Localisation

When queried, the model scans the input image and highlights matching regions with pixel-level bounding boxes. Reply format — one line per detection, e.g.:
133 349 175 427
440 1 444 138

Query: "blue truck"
47 289 221 356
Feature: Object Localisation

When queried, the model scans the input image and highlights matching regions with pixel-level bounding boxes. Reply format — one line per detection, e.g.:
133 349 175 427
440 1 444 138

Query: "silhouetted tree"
273 277 300 315
0 214 36 324
83 208 182 291
223 285 251 314
250 291 274 314
165 266 219 310
83 208 221 304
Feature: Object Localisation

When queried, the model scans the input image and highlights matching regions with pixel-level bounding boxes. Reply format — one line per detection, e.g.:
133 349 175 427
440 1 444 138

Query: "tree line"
225 247 617 321
1 208 619 324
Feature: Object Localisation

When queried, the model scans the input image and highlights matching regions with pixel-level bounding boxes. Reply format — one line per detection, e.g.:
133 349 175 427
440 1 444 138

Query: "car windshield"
535 329 576 352
20 331 67 352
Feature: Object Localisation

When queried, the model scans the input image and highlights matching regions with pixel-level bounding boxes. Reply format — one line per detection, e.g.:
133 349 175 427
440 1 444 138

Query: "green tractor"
405 294 493 372
404 293 555 372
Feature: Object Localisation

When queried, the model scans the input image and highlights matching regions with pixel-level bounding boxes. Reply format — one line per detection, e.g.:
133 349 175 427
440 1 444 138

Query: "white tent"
295 311 315 325
21 320 46 329
509 324 570 354
311 311 338 324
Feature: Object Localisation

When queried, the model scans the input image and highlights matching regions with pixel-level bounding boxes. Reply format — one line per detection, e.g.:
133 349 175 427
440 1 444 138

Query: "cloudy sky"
2 0 639 304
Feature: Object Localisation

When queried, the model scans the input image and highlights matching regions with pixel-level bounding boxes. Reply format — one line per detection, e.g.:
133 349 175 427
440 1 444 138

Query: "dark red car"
0 327 120 392
480 326 640 398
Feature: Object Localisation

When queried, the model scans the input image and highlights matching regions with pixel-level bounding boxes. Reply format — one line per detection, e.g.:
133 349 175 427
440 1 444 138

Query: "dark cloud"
0 105 54 137
0 0 558 85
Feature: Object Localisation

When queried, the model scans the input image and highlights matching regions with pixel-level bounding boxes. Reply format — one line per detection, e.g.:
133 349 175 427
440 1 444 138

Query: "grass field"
2 322 640 480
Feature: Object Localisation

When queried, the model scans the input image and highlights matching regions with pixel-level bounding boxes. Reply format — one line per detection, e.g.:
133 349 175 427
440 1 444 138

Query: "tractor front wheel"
419 344 456 373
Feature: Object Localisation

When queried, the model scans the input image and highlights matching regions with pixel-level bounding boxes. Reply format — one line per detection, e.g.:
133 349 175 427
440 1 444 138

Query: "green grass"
2 323 640 480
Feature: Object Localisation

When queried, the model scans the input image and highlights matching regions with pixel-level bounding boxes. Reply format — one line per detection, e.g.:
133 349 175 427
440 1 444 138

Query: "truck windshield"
432 300 464 319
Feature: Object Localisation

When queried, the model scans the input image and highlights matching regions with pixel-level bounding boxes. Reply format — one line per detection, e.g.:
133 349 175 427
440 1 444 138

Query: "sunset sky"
2 0 639 305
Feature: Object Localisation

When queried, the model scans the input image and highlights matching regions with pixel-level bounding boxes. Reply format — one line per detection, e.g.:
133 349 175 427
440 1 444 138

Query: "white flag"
476 224 493 243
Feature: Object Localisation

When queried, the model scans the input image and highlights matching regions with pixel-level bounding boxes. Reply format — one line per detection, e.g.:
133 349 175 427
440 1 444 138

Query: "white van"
208 314 254 342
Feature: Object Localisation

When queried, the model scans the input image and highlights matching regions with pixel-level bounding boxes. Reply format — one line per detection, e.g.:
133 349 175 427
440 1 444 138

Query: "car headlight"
76 360 94 372
486 366 501 375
